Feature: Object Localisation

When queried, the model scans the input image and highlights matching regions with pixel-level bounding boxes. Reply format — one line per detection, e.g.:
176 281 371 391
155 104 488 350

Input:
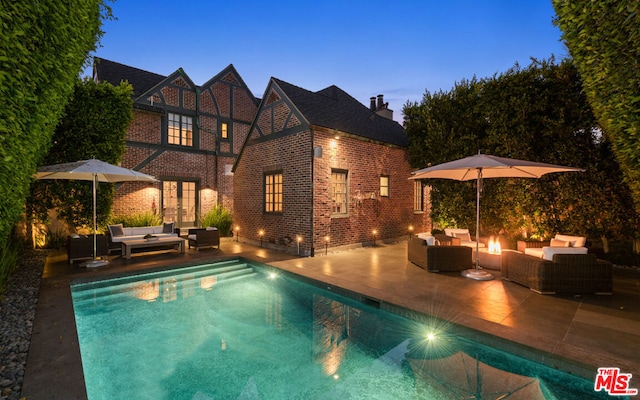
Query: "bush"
110 212 163 228
0 234 24 290
199 206 233 236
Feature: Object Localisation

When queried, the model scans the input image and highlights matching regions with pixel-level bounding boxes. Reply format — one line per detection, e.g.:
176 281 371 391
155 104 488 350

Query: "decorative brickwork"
183 90 196 110
232 86 257 122
162 86 179 107
200 90 216 114
212 82 230 117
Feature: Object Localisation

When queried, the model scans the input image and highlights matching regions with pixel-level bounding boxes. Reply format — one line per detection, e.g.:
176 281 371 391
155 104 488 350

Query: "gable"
199 65 259 123
252 84 307 139
135 70 197 111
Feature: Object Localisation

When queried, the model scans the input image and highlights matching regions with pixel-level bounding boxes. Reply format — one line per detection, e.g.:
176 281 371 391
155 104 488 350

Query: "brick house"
233 78 428 256
93 58 258 229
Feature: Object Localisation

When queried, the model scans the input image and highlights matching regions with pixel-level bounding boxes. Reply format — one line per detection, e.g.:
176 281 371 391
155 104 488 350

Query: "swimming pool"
71 258 608 399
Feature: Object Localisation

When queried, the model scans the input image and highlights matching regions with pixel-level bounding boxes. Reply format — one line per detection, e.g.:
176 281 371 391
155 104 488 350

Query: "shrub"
199 206 233 236
110 212 163 228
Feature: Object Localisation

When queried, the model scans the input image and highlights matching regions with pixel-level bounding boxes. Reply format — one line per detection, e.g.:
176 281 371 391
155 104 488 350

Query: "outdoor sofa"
408 234 472 272
107 222 179 253
444 228 485 249
67 234 108 264
501 251 613 295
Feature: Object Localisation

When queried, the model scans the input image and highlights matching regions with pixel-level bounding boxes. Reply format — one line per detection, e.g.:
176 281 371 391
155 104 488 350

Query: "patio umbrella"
408 351 549 399
410 153 584 280
36 159 157 268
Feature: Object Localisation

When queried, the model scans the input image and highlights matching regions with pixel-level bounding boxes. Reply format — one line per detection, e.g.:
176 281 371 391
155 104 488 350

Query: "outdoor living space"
20 236 640 399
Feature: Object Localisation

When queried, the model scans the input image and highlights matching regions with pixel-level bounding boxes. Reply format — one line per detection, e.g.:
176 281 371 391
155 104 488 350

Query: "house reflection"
312 294 350 376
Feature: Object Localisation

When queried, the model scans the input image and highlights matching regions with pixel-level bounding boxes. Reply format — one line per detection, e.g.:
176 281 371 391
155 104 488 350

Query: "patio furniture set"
67 223 220 263
408 230 613 295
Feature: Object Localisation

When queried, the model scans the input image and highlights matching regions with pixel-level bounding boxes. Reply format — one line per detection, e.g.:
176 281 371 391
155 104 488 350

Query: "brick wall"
312 128 427 251
234 131 313 254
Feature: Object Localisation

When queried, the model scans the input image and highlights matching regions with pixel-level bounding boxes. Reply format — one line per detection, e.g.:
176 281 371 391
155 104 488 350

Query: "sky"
89 0 568 123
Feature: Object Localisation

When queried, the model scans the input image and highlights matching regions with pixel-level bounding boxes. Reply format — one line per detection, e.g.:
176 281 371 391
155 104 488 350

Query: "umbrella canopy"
410 153 584 181
410 153 584 280
408 351 549 399
36 159 157 267
36 158 157 183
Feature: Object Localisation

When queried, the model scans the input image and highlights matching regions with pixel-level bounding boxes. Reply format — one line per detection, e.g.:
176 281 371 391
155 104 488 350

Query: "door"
162 180 197 228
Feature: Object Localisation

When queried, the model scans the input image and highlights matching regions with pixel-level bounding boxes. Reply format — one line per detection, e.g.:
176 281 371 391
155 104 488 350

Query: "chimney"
370 97 376 111
373 94 393 120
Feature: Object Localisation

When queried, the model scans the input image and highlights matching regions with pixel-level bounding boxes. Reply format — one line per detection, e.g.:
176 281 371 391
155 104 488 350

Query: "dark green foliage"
110 212 163 228
403 59 638 243
29 79 133 232
0 1 109 284
199 205 234 236
553 0 640 218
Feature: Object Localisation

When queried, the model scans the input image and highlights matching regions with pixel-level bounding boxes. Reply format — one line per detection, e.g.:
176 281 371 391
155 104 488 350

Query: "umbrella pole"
461 169 493 281
84 173 108 268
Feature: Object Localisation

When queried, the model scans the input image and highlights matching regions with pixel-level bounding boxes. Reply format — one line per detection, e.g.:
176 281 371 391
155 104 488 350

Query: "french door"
162 180 196 228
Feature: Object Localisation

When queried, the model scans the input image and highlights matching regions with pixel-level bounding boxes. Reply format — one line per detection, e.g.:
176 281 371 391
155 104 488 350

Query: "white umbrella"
410 153 584 280
36 159 157 268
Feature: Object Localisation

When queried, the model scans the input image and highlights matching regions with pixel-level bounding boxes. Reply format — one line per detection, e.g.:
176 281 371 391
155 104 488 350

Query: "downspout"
310 127 315 257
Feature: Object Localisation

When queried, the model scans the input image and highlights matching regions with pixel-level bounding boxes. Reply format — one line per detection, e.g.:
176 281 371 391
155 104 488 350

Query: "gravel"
0 250 46 400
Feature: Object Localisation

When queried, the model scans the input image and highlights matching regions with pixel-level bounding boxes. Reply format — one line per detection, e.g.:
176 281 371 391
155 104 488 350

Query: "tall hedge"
553 0 640 220
0 1 108 277
29 79 133 231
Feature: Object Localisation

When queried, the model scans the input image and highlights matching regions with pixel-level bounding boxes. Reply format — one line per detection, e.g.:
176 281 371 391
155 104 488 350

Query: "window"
413 180 423 211
380 175 389 197
221 122 228 139
265 172 283 213
168 113 193 146
331 170 348 214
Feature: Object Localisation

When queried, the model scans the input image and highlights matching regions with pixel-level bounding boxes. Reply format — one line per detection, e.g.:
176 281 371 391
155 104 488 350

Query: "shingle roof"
272 78 407 147
93 58 166 98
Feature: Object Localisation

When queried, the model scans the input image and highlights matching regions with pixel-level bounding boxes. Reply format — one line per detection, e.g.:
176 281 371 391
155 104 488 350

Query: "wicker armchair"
187 228 220 250
408 235 472 272
502 251 612 295
67 235 108 264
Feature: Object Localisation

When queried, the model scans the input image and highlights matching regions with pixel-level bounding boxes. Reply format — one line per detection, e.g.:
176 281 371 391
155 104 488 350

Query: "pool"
71 258 609 399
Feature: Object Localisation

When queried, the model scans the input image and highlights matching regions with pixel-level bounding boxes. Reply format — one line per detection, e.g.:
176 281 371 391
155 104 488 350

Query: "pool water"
71 258 609 400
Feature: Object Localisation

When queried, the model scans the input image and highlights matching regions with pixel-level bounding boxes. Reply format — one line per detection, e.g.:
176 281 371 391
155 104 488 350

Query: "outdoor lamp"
297 235 302 255
259 229 264 247
235 226 240 242
372 229 378 246
325 235 330 255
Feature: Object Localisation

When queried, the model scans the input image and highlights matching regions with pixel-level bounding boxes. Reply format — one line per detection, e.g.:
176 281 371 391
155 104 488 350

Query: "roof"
272 78 407 147
93 58 166 98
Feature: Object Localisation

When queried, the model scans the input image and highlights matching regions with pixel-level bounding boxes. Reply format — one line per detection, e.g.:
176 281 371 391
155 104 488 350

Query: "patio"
21 237 640 399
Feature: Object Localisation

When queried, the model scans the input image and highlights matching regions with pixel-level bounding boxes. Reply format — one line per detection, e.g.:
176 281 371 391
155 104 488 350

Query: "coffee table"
121 237 186 259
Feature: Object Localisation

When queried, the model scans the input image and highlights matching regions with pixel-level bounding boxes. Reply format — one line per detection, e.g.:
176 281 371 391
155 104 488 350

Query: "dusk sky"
90 0 567 122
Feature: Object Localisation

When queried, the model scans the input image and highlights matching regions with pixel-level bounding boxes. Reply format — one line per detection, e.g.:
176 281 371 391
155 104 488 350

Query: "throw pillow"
550 238 570 247
163 222 175 234
109 224 125 237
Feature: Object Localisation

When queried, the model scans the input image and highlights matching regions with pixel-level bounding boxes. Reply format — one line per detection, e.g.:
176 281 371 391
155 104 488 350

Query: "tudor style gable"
199 65 259 157
250 79 307 141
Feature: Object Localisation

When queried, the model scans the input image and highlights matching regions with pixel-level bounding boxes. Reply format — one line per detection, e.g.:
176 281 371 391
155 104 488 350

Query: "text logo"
594 368 638 396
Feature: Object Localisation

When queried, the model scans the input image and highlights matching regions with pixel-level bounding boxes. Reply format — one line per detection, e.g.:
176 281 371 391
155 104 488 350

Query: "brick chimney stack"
372 94 393 120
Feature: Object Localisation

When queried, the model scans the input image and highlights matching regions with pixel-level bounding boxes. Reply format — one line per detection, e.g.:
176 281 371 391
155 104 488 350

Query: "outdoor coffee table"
121 237 186 259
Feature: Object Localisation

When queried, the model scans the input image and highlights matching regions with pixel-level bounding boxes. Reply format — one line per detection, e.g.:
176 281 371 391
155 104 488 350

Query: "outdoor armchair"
188 227 220 250
408 235 472 272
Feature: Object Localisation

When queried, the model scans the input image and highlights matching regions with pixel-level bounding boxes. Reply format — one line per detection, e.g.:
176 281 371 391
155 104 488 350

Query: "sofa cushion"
108 224 125 237
163 222 175 233
555 234 586 248
525 246 588 260
550 238 570 247
417 233 435 245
